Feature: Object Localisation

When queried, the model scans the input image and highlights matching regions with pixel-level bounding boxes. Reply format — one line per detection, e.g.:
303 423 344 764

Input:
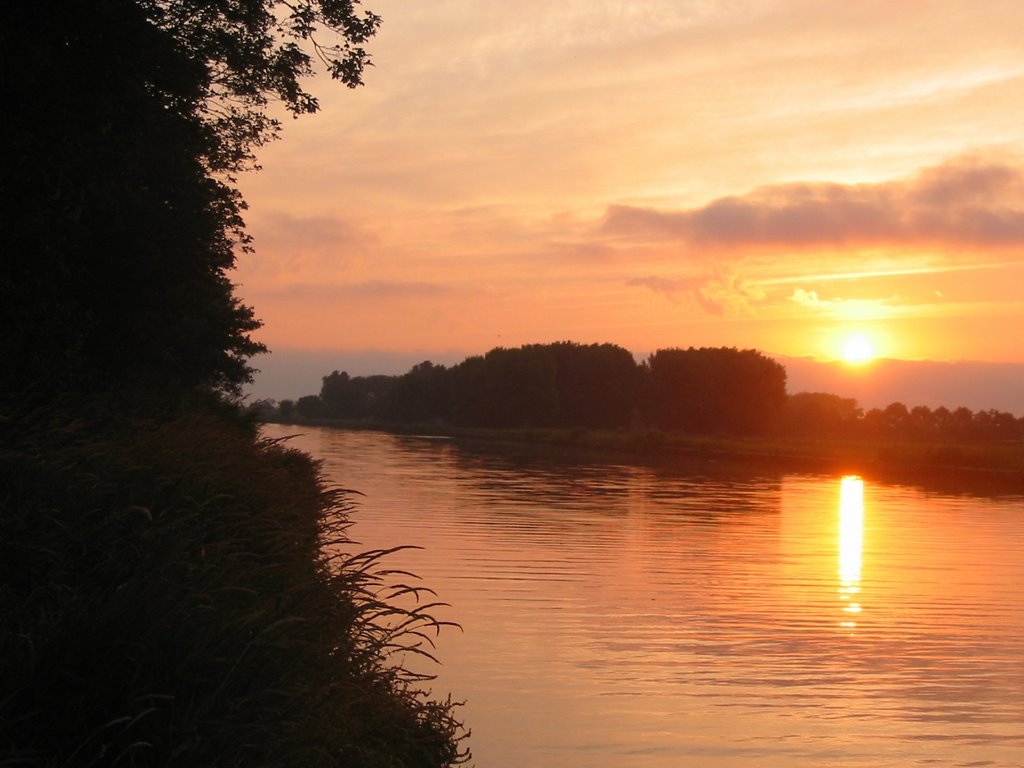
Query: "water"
263 424 1024 767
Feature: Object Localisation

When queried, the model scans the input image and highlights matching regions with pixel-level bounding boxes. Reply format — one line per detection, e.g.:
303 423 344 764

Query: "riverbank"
268 417 1024 494
1 398 468 767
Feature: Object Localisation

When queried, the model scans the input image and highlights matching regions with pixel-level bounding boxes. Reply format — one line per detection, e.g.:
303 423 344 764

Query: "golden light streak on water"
838 475 864 629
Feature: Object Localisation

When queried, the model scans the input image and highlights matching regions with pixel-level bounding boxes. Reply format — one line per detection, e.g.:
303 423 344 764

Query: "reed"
0 396 469 767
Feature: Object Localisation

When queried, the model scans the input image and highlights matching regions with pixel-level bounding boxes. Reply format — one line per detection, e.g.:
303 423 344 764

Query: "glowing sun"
841 333 875 365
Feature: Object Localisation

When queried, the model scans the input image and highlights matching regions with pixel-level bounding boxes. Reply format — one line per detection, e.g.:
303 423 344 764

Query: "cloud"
627 275 704 303
788 288 822 307
629 272 764 316
243 210 378 276
602 156 1024 253
250 211 375 250
550 240 621 263
786 287 898 319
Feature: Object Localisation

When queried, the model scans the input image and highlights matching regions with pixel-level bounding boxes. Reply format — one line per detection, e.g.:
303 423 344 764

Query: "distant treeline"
256 341 1024 442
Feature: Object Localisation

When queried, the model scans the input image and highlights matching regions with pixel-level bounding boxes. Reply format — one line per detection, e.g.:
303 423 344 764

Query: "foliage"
139 0 381 174
297 342 643 429
375 364 451 424
0 398 468 766
276 342 791 435
296 393 327 420
543 342 640 429
322 370 400 420
642 347 788 435
450 347 560 428
1 2 474 765
858 402 1023 442
783 392 863 438
271 342 1024 446
1 0 379 398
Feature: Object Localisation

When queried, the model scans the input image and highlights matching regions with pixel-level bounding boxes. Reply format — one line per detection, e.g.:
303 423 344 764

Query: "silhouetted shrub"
0 398 468 767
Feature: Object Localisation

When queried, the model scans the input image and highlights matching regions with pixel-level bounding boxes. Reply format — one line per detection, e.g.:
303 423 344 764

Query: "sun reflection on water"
838 475 864 629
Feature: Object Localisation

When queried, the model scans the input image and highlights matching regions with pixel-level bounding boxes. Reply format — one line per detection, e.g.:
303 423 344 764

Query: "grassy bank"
0 398 468 767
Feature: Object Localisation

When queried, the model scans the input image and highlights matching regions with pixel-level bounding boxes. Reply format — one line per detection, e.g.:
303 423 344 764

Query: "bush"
0 397 468 767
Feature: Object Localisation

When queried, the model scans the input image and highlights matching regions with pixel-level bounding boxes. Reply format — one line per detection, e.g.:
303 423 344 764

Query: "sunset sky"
236 0 1024 398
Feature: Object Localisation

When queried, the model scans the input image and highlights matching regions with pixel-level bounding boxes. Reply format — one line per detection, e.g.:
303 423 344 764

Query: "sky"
235 0 1024 403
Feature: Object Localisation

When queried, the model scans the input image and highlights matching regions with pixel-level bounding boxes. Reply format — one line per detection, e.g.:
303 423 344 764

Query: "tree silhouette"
643 347 787 435
449 348 560 428
784 392 862 438
545 342 640 429
1 0 379 397
440 343 640 429
376 362 450 423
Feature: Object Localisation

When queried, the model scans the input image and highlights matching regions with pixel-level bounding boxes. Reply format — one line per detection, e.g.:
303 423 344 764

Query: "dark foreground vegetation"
2 1 467 765
258 341 1024 481
1 396 465 766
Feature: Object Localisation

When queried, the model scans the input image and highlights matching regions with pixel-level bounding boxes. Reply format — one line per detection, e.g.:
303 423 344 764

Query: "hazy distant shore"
266 417 1024 494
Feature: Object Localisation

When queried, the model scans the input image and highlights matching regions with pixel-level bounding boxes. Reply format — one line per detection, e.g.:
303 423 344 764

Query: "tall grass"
0 396 469 767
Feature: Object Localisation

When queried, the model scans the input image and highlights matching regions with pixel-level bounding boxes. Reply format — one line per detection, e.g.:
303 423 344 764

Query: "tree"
643 347 787 435
1 6 473 766
784 392 862 438
277 398 296 421
295 394 325 420
907 405 935 440
320 370 366 418
1 0 380 397
544 342 639 429
972 408 1019 441
448 348 560 428
376 362 451 423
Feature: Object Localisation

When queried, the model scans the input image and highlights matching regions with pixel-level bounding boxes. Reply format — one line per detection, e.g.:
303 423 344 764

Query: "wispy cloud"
243 211 379 277
628 272 765 316
250 211 375 251
262 280 455 301
787 288 899 320
753 260 1023 287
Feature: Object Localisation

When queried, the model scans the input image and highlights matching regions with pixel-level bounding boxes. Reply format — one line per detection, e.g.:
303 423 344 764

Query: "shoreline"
264 418 1024 496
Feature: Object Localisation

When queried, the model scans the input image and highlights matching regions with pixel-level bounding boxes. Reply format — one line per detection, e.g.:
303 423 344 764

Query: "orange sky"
235 0 1024 376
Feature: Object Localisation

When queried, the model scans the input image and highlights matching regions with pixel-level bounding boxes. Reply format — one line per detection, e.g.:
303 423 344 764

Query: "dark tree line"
262 342 1024 443
266 342 790 435
859 401 1020 442
776 392 1023 442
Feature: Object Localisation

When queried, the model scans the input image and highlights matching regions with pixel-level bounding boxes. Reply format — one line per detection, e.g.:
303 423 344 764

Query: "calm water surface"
264 425 1024 768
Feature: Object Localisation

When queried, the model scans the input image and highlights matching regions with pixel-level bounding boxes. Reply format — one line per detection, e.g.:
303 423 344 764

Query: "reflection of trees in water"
862 461 1024 500
437 437 785 535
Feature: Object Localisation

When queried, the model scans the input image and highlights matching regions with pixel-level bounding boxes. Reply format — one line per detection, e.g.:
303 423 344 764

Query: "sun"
841 333 875 365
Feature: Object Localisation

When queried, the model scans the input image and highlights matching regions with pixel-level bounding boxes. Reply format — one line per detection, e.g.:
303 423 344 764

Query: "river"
263 424 1024 768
